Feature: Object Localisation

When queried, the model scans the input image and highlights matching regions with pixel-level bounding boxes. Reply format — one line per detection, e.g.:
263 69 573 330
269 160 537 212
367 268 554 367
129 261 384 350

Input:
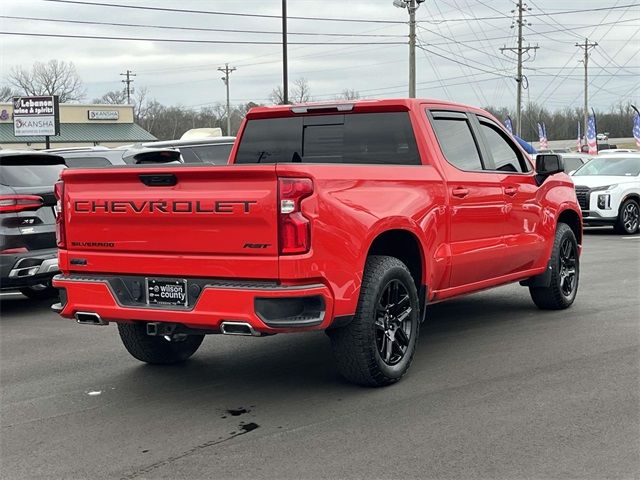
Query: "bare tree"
291 78 311 103
9 60 86 102
269 85 286 105
338 89 360 100
93 89 127 104
0 85 20 101
269 78 312 105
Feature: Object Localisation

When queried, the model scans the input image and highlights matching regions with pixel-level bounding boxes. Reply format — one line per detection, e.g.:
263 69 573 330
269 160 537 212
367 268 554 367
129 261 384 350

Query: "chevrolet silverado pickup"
53 99 582 386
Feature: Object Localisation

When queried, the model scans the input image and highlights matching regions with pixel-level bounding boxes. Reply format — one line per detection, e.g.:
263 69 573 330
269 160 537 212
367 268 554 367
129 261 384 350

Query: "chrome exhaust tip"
220 321 260 336
75 312 108 326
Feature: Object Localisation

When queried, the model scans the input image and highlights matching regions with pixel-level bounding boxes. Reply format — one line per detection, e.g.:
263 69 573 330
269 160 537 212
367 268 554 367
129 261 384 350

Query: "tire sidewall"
368 265 420 380
618 199 640 234
555 225 579 305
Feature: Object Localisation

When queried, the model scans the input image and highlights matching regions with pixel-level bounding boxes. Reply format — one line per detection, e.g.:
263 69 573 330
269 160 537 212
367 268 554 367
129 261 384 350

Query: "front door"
474 116 545 274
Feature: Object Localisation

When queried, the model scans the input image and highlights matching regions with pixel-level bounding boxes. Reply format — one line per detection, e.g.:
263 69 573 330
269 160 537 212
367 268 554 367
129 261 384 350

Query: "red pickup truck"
53 99 582 386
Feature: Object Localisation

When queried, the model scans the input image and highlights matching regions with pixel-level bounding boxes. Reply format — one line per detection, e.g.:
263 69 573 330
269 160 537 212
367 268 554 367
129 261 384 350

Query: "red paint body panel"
54 99 582 332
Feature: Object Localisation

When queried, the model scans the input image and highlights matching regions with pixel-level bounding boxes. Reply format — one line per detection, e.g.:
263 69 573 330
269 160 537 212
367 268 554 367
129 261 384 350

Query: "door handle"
504 186 517 196
452 187 469 198
139 174 177 187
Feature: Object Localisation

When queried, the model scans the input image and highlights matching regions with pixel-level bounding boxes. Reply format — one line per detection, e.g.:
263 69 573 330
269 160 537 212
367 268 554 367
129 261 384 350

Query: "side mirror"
535 154 564 185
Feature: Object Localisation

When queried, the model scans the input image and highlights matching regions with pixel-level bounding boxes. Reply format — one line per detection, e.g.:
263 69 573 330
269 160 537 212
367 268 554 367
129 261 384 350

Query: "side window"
190 144 234 164
478 121 529 173
430 116 483 171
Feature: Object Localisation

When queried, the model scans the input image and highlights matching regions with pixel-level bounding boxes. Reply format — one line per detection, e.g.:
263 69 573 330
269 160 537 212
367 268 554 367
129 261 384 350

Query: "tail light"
54 180 66 248
0 195 43 213
278 177 313 255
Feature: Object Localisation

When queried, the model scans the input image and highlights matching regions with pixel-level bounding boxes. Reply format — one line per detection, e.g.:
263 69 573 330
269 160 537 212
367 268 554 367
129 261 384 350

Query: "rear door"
427 110 507 287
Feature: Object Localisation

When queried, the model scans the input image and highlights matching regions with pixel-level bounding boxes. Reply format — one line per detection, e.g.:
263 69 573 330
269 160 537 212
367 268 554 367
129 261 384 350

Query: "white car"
571 154 640 234
598 149 638 156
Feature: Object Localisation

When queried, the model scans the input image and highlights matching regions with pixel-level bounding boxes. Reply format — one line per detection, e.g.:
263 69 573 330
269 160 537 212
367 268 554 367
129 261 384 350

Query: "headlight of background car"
597 194 611 209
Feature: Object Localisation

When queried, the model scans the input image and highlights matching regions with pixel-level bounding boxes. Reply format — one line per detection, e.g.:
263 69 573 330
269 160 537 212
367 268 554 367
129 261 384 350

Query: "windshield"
573 157 640 177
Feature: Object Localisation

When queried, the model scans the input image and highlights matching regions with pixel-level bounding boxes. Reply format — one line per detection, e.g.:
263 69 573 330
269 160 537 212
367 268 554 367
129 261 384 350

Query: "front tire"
614 199 639 234
529 223 579 310
118 322 204 364
328 255 420 387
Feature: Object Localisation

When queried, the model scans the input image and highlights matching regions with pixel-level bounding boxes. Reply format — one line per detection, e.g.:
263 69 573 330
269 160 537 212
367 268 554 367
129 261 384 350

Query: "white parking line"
622 236 640 240
0 292 23 297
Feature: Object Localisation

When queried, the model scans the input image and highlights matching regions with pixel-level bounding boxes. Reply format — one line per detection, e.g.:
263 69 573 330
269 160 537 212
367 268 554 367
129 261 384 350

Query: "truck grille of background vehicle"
574 186 590 210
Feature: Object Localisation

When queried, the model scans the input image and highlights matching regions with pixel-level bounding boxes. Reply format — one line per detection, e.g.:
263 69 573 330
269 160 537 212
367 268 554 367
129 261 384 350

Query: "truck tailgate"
60 165 279 278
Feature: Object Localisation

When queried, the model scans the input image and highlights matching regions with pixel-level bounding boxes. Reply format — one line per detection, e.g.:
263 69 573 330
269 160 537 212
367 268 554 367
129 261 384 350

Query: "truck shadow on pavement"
1 287 544 395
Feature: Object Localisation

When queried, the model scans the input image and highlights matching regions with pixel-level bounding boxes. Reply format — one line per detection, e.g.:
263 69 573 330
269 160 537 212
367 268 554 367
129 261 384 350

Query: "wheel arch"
365 228 427 320
558 208 582 245
620 193 640 210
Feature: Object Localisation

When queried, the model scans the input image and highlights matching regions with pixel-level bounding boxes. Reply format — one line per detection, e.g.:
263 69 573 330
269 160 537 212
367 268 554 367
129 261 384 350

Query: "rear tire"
19 284 58 300
328 255 420 387
118 322 204 364
529 223 579 310
614 199 639 234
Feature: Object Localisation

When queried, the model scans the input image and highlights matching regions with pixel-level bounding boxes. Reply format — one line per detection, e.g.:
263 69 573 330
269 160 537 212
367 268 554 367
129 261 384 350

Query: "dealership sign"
12 95 60 137
88 110 119 120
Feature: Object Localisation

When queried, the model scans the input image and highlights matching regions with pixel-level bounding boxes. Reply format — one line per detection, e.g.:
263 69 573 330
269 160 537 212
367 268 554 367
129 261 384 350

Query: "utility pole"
218 63 236 135
500 1 538 137
408 0 417 98
120 70 136 104
393 0 423 98
282 0 288 104
575 38 598 142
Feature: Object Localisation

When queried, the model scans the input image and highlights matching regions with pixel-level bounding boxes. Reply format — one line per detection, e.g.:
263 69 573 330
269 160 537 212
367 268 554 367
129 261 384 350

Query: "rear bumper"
1 248 59 289
52 274 335 333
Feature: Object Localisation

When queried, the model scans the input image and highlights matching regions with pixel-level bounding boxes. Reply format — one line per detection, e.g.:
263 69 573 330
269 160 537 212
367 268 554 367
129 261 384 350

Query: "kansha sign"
12 95 60 137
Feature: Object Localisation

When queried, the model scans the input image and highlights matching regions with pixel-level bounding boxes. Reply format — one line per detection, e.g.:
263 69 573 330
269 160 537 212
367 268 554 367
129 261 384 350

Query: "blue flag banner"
504 117 513 134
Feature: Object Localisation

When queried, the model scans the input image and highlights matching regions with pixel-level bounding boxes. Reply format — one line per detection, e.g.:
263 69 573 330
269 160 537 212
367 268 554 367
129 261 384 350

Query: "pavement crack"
120 423 260 480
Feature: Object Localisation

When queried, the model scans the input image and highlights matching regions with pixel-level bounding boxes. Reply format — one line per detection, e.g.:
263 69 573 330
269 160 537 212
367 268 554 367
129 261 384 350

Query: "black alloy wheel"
375 279 413 366
558 238 577 298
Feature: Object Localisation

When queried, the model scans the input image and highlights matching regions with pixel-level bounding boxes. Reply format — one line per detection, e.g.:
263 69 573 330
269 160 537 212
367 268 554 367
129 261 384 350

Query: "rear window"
182 144 233 164
0 165 65 187
235 112 420 165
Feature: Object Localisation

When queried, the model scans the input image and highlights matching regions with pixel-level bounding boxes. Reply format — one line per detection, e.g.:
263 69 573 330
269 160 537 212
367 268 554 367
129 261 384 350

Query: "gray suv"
0 151 65 298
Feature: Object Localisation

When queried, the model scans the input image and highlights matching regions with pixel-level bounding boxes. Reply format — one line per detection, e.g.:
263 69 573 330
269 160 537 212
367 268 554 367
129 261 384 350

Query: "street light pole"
394 0 423 98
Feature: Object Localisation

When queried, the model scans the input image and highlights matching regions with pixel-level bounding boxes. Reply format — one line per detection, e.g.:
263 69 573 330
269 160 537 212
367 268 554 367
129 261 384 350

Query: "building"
0 103 156 150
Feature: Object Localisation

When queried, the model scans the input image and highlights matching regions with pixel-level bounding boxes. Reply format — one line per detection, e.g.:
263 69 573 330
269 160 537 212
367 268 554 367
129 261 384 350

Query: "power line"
0 15 406 38
0 31 406 45
39 0 405 24
417 3 640 23
416 44 513 78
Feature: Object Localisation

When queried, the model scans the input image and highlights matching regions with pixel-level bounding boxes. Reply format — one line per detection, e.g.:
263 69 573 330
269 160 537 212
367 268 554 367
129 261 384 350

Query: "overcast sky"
0 0 638 111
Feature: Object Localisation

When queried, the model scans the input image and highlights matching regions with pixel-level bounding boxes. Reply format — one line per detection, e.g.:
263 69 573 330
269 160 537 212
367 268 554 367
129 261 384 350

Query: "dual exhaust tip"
75 311 108 326
74 314 259 337
220 321 261 336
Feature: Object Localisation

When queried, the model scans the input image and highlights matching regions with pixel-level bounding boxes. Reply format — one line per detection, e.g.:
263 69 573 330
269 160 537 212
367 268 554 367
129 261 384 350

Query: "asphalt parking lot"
1 229 639 480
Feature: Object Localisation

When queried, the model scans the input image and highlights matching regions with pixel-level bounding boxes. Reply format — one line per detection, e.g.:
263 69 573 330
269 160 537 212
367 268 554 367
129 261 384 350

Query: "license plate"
146 278 188 307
